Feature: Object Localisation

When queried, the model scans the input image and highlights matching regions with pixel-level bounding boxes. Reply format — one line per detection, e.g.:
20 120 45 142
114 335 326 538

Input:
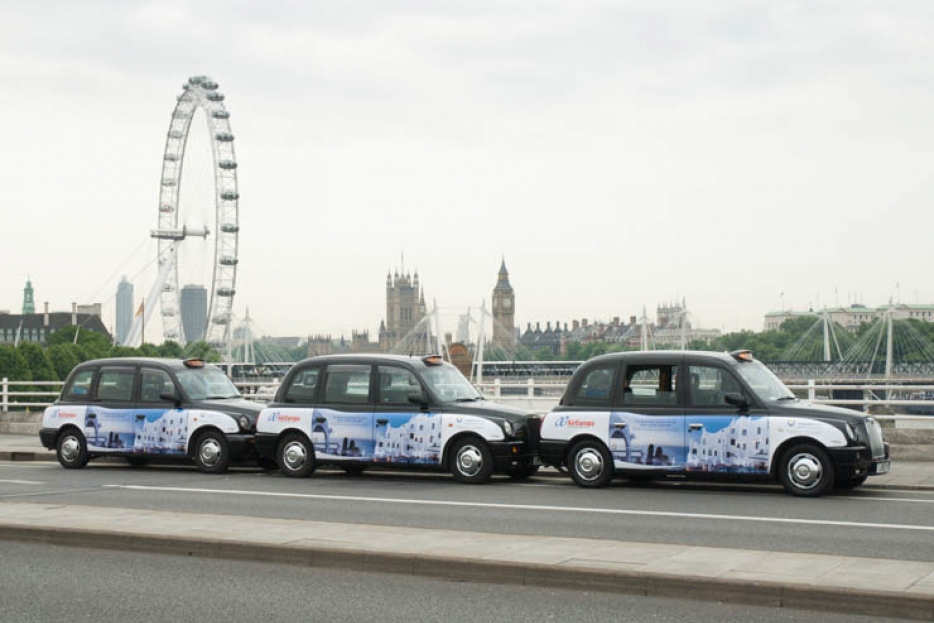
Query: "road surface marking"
0 479 46 485
103 484 934 533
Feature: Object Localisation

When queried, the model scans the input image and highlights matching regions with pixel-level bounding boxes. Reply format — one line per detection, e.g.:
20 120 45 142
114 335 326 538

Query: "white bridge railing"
3 377 934 414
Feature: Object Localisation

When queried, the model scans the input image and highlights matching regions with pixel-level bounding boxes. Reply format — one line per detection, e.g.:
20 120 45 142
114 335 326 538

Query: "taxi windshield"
421 364 481 403
734 361 796 402
177 368 241 400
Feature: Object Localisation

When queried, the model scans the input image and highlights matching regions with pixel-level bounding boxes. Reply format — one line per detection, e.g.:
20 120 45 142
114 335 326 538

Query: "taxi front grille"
866 418 886 459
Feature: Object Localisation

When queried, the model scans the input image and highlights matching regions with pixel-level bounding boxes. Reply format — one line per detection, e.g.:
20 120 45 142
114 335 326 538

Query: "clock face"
504 299 512 309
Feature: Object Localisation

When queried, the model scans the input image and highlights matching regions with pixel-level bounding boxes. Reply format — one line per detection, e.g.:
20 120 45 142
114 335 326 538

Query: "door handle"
86 413 97 419
613 422 627 429
688 423 703 431
314 417 327 424
376 419 389 426
135 414 146 420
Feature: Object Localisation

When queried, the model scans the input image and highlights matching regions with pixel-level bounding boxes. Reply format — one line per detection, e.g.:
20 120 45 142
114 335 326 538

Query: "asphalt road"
1 460 933 562
0 541 914 623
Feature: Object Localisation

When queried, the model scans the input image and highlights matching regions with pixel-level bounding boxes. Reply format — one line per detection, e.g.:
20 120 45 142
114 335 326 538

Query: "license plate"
874 461 890 475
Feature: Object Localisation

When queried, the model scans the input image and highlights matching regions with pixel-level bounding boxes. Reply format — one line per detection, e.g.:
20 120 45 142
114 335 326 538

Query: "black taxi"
540 350 890 496
255 354 539 483
39 358 262 473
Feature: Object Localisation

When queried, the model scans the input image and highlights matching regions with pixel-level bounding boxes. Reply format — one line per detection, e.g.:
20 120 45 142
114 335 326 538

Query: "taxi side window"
95 368 135 402
64 370 95 400
322 365 371 405
622 365 679 406
688 366 747 407
140 369 174 402
377 366 421 405
570 365 616 407
285 368 321 404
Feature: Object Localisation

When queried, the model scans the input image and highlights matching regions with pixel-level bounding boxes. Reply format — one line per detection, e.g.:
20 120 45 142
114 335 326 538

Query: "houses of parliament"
307 261 516 356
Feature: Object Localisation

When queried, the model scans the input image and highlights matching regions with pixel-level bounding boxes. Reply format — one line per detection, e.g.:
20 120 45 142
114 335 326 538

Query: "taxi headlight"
844 422 857 443
238 415 251 431
503 421 514 437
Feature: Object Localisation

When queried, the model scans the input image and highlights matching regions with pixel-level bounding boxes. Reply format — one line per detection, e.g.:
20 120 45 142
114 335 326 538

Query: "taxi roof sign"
730 350 755 362
422 355 444 366
183 358 206 368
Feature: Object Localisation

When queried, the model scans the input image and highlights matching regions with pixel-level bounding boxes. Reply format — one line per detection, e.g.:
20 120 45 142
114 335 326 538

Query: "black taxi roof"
583 350 747 366
71 357 219 372
290 353 443 369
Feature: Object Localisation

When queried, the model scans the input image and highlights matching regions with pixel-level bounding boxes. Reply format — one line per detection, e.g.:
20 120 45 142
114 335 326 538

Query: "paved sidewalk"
3 433 933 489
0 501 931 620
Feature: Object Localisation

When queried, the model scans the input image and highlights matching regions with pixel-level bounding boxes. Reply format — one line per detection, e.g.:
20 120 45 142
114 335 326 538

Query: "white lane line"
103 484 934 533
0 479 46 485
836 495 934 504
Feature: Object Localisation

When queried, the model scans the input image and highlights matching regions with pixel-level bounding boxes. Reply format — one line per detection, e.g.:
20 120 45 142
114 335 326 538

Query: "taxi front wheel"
56 431 89 469
568 440 614 488
193 431 231 474
449 438 494 484
278 432 316 478
778 443 834 497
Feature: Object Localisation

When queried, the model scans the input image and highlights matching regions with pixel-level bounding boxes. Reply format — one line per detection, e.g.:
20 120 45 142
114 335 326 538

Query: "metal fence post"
527 378 535 397
494 378 501 398
808 379 815 402
1 377 7 413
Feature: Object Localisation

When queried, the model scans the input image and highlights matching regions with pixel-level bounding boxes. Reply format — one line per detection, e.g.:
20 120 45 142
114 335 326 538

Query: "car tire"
835 474 868 490
56 430 89 469
449 437 494 484
277 433 316 478
567 439 614 488
193 430 231 474
505 465 539 481
778 443 834 497
126 457 150 468
341 464 366 476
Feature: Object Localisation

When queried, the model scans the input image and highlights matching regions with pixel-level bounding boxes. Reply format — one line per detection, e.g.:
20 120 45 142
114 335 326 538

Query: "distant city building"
763 303 934 332
115 277 134 346
378 269 427 352
491 259 516 352
180 285 208 343
0 302 111 346
77 304 102 317
308 331 381 356
22 279 35 315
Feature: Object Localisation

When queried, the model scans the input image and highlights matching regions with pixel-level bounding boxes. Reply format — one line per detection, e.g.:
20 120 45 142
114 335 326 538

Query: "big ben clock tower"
491 259 515 352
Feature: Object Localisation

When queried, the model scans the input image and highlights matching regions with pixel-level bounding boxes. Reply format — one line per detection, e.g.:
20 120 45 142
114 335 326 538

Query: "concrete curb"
1 523 932 620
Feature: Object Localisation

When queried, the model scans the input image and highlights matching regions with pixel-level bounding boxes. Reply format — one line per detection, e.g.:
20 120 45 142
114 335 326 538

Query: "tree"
47 344 81 381
19 343 56 382
184 341 220 362
157 341 184 358
48 325 112 359
0 345 30 382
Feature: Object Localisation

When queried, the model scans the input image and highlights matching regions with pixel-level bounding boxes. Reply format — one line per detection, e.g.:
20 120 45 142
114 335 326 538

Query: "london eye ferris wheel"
154 75 240 347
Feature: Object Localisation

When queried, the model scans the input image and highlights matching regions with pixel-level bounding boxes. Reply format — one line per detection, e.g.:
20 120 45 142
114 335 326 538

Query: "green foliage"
47 344 81 381
157 341 184 358
184 341 221 362
0 345 30 382
19 342 56 382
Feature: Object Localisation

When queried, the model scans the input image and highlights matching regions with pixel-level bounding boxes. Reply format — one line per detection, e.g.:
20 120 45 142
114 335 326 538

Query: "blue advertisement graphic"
373 412 442 465
310 409 375 459
685 415 769 474
607 412 686 469
83 408 187 455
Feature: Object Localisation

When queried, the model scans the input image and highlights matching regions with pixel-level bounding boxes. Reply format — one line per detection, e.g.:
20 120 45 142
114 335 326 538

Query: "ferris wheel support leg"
124 243 180 347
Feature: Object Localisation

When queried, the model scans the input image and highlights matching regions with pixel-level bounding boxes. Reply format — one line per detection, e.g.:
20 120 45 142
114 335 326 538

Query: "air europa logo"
554 415 595 428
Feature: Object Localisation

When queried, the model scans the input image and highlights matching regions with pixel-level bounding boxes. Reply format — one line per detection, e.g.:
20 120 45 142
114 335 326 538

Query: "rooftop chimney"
71 302 77 326
44 302 50 327
630 315 637 325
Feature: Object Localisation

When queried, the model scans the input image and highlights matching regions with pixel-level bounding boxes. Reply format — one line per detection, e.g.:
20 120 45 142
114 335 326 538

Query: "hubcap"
787 453 822 490
574 448 605 482
456 445 483 477
282 441 308 471
199 438 222 467
60 436 80 462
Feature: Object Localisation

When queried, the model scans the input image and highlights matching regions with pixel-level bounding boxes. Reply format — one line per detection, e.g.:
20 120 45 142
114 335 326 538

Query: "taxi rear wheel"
779 443 834 497
278 433 316 478
56 431 89 469
193 430 231 474
449 438 494 484
568 440 614 488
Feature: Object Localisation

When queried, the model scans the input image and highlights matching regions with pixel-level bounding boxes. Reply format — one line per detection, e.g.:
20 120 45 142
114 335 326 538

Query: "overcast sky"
2 1 933 341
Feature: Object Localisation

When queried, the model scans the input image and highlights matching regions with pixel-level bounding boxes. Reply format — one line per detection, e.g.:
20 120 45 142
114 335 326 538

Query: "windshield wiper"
776 396 797 402
205 395 238 400
454 397 481 402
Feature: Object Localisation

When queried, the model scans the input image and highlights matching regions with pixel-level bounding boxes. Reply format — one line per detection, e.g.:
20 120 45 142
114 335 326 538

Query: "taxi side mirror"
159 391 182 407
724 393 748 410
408 392 429 409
